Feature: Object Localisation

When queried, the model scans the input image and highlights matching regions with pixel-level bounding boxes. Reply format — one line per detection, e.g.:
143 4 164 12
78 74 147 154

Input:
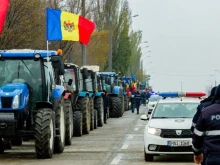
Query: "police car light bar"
159 92 206 98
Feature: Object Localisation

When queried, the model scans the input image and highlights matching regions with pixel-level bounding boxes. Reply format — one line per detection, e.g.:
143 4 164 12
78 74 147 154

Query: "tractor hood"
0 83 27 96
0 83 29 110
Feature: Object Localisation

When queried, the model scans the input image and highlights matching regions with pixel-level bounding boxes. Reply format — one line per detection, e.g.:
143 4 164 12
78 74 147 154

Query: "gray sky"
128 0 220 93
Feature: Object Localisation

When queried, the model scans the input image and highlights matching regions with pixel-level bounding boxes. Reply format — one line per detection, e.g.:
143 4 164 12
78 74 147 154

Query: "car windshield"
152 102 198 118
149 95 162 102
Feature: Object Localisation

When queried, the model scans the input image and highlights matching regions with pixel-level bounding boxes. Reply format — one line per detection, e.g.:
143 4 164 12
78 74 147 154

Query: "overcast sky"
128 0 220 93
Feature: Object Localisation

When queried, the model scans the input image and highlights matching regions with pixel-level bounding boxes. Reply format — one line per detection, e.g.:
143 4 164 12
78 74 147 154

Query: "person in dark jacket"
192 84 220 165
191 86 217 133
103 90 109 124
134 91 142 114
131 92 136 113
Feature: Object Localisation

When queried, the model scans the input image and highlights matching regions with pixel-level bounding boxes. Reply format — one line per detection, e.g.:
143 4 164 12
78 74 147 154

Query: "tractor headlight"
148 127 161 136
12 95 19 109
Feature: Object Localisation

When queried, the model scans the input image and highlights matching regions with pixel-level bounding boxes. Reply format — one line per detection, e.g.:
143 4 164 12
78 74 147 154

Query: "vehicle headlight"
148 127 161 136
12 95 19 109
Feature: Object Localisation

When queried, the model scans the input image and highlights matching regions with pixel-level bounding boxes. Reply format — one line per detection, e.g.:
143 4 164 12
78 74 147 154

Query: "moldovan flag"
46 8 95 45
0 0 9 34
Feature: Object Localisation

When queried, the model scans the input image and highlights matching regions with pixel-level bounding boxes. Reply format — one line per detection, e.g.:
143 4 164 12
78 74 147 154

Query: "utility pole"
108 0 113 71
81 0 86 66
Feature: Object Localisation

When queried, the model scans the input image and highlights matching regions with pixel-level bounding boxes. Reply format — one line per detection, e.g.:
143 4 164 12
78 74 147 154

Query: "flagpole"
46 40 50 101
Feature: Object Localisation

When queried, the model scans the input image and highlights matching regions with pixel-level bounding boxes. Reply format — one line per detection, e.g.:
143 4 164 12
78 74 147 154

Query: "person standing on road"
141 91 147 106
191 86 216 165
191 86 217 133
103 90 109 124
134 91 142 114
193 84 220 165
131 92 136 113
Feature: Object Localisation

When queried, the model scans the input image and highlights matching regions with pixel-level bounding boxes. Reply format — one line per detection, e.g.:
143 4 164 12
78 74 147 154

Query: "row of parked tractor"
0 49 133 159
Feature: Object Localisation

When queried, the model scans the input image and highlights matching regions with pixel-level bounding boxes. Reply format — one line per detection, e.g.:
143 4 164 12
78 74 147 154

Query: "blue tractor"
63 63 91 137
82 67 104 128
97 72 125 118
0 49 66 158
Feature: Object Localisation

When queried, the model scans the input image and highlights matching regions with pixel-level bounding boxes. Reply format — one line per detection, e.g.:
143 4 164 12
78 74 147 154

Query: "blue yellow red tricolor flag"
46 8 95 45
0 0 9 35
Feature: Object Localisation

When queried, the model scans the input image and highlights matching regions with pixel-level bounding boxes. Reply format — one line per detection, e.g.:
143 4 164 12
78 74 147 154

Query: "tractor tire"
124 95 128 111
35 109 54 159
94 109 98 129
94 97 104 127
109 97 121 118
120 95 124 117
54 103 66 153
4 139 12 149
90 99 94 131
107 108 109 119
11 138 22 146
0 138 4 154
73 111 83 136
78 96 90 134
64 99 73 146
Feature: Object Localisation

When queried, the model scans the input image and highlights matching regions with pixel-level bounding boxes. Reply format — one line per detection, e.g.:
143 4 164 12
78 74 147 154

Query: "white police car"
141 92 206 161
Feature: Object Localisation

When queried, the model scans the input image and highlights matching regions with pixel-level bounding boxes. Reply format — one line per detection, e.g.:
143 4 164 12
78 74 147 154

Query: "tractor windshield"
0 59 41 87
0 59 42 108
86 75 93 91
64 69 76 90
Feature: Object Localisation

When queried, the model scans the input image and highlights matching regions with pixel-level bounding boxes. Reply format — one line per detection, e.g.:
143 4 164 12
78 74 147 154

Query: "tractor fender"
52 85 64 99
113 86 120 95
95 92 103 97
63 92 71 100
36 101 53 110
88 92 93 98
78 91 88 97
108 93 118 97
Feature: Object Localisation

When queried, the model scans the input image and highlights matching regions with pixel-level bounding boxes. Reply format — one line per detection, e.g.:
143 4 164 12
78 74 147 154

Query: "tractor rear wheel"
94 109 98 129
35 109 54 159
124 95 128 111
0 138 4 154
54 103 66 153
64 99 73 145
73 111 83 136
78 96 90 134
94 97 104 127
120 95 124 117
109 97 121 118
90 98 94 131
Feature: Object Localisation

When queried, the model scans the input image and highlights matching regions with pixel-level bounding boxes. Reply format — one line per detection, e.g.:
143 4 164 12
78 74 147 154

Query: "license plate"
167 141 190 146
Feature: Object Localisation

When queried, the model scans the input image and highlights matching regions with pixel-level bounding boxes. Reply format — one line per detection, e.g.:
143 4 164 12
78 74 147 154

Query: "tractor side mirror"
81 68 88 79
91 72 95 79
68 79 73 86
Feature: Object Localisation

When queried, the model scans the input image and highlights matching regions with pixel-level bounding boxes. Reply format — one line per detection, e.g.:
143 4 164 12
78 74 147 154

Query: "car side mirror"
68 79 73 86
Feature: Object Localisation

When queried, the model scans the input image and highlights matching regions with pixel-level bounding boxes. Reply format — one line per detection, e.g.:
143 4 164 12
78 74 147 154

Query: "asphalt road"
0 106 195 165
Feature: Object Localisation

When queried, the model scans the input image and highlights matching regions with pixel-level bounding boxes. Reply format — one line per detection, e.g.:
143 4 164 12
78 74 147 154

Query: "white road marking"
121 143 129 149
110 155 122 164
135 124 142 127
134 127 139 131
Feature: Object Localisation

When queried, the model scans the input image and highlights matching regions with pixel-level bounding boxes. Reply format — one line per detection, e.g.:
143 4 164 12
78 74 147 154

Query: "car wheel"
144 148 154 162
